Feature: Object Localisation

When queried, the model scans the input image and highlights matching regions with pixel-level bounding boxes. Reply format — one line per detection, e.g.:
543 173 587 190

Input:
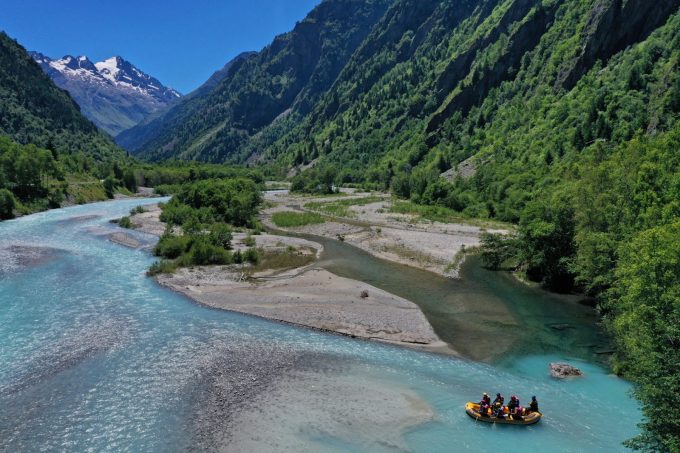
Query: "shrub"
244 247 260 264
118 216 132 229
209 223 233 249
183 238 232 266
479 232 519 270
0 189 16 219
154 234 191 259
147 260 177 276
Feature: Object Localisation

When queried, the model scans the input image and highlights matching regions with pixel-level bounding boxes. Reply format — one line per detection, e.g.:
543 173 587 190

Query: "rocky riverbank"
261 190 508 278
125 205 450 353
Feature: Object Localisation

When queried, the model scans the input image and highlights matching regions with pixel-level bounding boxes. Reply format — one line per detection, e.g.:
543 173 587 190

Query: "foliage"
271 211 325 228
147 259 178 276
208 223 233 250
479 232 518 270
611 221 680 452
173 178 262 227
290 165 338 195
0 188 16 219
118 216 132 229
152 175 263 271
242 234 256 247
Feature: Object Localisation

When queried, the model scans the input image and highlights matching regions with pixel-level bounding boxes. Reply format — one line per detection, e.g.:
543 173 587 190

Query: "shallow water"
0 199 640 452
313 235 608 363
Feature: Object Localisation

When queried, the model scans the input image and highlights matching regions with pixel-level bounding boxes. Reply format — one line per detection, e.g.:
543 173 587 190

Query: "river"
0 199 640 452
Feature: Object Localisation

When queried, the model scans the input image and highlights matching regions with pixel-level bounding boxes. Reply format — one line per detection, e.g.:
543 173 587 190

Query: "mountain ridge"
0 32 122 159
31 52 180 137
120 0 395 161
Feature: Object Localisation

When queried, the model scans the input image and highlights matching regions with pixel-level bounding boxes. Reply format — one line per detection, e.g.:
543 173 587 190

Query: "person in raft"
528 396 539 413
479 393 492 416
507 395 523 419
493 393 504 410
492 393 505 417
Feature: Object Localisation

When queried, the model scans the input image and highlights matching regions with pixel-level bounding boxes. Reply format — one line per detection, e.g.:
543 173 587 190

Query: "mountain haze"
31 52 181 137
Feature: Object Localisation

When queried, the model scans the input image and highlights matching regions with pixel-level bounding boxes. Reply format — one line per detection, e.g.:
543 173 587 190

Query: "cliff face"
427 0 557 135
556 0 680 90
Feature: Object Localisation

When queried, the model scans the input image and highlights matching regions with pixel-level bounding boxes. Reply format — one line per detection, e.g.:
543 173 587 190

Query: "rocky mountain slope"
0 32 122 159
121 0 394 161
31 52 180 136
115 51 256 151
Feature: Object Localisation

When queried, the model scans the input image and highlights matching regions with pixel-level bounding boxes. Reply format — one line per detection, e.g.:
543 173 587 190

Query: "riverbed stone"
550 362 583 378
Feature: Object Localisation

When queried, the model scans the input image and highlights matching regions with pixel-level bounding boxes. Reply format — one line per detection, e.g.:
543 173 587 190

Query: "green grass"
304 196 384 218
245 247 316 274
271 211 325 227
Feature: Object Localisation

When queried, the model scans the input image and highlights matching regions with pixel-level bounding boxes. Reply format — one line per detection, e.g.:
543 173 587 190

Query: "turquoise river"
0 199 641 452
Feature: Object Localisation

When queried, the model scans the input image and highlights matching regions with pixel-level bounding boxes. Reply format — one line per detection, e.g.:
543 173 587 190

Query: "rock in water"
550 363 583 378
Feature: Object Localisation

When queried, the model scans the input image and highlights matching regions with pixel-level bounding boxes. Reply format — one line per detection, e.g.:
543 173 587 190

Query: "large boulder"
550 363 583 379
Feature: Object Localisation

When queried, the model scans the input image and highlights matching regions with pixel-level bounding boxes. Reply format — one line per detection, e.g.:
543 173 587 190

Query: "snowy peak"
30 51 182 136
94 56 122 82
94 56 181 99
31 52 181 102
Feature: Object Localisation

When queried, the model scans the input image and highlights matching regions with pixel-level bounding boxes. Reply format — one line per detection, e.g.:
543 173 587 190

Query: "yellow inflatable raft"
465 402 542 425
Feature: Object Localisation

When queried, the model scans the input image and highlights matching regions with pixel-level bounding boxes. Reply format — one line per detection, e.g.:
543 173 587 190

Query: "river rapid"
0 199 640 452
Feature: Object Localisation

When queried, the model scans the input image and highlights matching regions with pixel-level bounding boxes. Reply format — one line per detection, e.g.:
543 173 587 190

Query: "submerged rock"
550 362 583 379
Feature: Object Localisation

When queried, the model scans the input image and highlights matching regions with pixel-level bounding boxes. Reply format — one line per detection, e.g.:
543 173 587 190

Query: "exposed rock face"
427 1 557 135
556 0 680 90
550 362 584 378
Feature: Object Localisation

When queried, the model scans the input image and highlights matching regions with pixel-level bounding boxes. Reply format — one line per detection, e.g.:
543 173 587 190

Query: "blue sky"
0 0 321 94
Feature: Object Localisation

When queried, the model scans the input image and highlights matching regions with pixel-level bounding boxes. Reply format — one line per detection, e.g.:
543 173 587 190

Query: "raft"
465 402 542 425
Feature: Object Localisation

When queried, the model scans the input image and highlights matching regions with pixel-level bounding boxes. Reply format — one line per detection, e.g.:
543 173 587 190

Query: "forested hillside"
0 32 132 217
115 51 257 152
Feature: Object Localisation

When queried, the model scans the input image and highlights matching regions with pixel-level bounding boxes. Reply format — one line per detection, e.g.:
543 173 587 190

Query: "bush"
118 216 132 229
154 234 191 259
0 189 16 219
103 176 117 198
176 178 262 227
147 260 177 276
182 238 232 266
244 247 260 264
479 232 518 270
290 166 338 195
209 223 233 249
243 234 256 247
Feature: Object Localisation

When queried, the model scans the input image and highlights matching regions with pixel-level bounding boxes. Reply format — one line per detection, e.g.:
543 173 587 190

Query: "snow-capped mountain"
31 52 181 136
